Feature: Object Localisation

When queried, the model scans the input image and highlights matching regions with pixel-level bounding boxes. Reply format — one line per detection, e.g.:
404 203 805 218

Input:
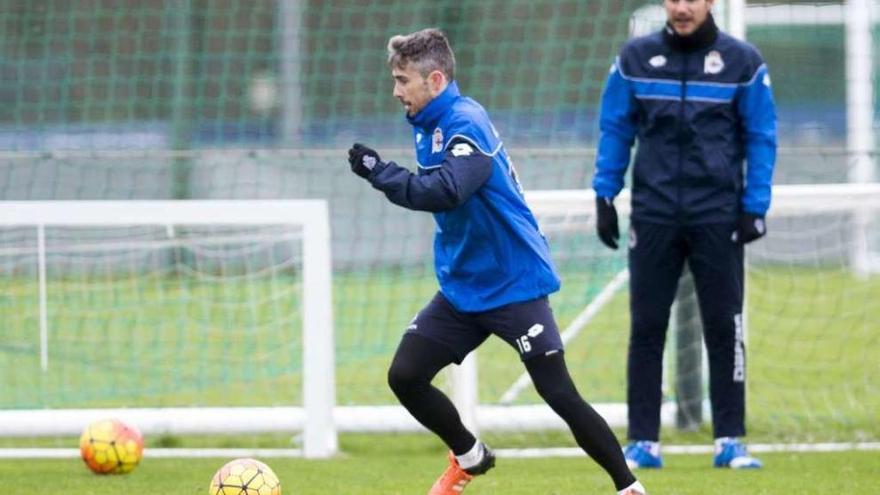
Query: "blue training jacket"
368 81 560 312
593 28 777 224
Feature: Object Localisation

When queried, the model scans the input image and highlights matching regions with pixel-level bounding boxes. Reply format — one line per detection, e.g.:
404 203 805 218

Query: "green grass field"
0 433 876 495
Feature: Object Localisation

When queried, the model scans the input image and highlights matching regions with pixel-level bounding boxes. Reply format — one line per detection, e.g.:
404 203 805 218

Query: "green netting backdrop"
0 1 878 444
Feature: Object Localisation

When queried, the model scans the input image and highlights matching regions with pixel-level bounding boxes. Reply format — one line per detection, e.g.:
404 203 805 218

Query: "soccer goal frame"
449 182 880 444
2 183 879 458
0 200 336 459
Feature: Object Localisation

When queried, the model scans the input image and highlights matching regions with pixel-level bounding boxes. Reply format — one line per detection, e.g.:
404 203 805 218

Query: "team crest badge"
431 127 444 153
704 50 724 74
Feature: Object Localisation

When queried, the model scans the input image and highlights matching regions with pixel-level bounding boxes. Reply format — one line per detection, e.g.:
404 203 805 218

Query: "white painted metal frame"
0 200 337 458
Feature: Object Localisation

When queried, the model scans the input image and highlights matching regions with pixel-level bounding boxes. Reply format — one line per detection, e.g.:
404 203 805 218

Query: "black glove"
596 196 619 250
732 213 766 244
347 143 383 179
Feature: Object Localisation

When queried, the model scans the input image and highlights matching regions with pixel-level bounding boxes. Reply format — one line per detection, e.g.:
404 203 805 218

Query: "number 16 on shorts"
516 323 544 355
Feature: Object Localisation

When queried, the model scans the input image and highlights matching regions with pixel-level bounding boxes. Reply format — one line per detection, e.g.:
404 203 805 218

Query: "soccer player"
347 28 647 495
592 0 776 469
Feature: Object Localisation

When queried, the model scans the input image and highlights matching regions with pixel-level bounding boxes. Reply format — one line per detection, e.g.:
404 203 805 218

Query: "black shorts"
405 292 564 363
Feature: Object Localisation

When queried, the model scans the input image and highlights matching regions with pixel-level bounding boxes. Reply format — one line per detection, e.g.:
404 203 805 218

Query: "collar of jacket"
407 80 461 130
662 13 719 53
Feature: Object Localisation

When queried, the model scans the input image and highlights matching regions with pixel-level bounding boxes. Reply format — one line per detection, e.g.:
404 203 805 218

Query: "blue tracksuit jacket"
593 28 777 224
367 81 560 312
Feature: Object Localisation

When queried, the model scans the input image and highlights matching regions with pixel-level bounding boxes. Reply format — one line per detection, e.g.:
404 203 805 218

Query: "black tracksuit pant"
627 219 746 441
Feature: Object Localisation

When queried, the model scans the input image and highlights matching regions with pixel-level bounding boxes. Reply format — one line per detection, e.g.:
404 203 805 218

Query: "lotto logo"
527 324 544 337
733 313 745 382
516 324 545 354
451 143 474 157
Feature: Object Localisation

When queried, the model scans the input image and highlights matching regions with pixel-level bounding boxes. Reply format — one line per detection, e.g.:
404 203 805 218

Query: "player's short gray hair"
387 28 456 81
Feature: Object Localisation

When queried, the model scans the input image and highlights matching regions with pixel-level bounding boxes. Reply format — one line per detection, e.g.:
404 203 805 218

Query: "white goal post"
0 200 336 459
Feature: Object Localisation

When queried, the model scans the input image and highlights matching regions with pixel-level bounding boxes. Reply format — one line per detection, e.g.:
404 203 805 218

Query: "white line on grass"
495 443 880 458
0 448 303 459
1 443 878 459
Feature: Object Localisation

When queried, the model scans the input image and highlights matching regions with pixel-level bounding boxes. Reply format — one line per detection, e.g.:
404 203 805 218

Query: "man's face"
664 0 714 36
392 64 435 116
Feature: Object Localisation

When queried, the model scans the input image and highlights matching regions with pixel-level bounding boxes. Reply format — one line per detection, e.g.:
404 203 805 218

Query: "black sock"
525 351 637 490
387 333 476 454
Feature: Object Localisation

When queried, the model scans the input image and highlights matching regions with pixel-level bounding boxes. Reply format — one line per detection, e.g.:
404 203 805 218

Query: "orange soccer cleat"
428 447 495 495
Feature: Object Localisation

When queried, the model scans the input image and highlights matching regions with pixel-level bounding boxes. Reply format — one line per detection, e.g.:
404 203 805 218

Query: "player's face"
664 0 714 36
391 65 434 116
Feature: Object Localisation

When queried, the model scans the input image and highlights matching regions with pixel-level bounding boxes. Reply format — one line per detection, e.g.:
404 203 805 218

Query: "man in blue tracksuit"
592 0 776 469
348 28 646 495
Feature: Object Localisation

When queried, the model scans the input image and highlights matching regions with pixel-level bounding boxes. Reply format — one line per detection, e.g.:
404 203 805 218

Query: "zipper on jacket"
676 53 689 222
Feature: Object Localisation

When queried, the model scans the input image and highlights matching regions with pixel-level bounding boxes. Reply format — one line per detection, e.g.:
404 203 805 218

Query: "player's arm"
736 62 777 218
592 57 638 201
592 56 638 249
347 139 493 212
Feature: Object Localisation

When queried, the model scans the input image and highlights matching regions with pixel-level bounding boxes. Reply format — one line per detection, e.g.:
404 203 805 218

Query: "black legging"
387 333 636 490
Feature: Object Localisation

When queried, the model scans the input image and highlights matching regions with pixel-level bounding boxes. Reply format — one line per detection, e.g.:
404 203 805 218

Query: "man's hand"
731 213 766 244
347 143 383 179
596 196 619 250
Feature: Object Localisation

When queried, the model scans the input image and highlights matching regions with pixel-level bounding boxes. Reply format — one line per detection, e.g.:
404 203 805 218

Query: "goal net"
0 200 336 457
2 183 877 453
521 183 880 448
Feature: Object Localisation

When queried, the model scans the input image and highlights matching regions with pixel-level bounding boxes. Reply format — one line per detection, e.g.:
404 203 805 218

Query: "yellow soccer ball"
209 458 282 495
79 418 144 474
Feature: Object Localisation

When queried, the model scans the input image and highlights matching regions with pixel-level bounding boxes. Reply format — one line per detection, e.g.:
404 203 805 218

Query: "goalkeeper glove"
731 213 766 244
347 143 383 179
596 196 619 250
